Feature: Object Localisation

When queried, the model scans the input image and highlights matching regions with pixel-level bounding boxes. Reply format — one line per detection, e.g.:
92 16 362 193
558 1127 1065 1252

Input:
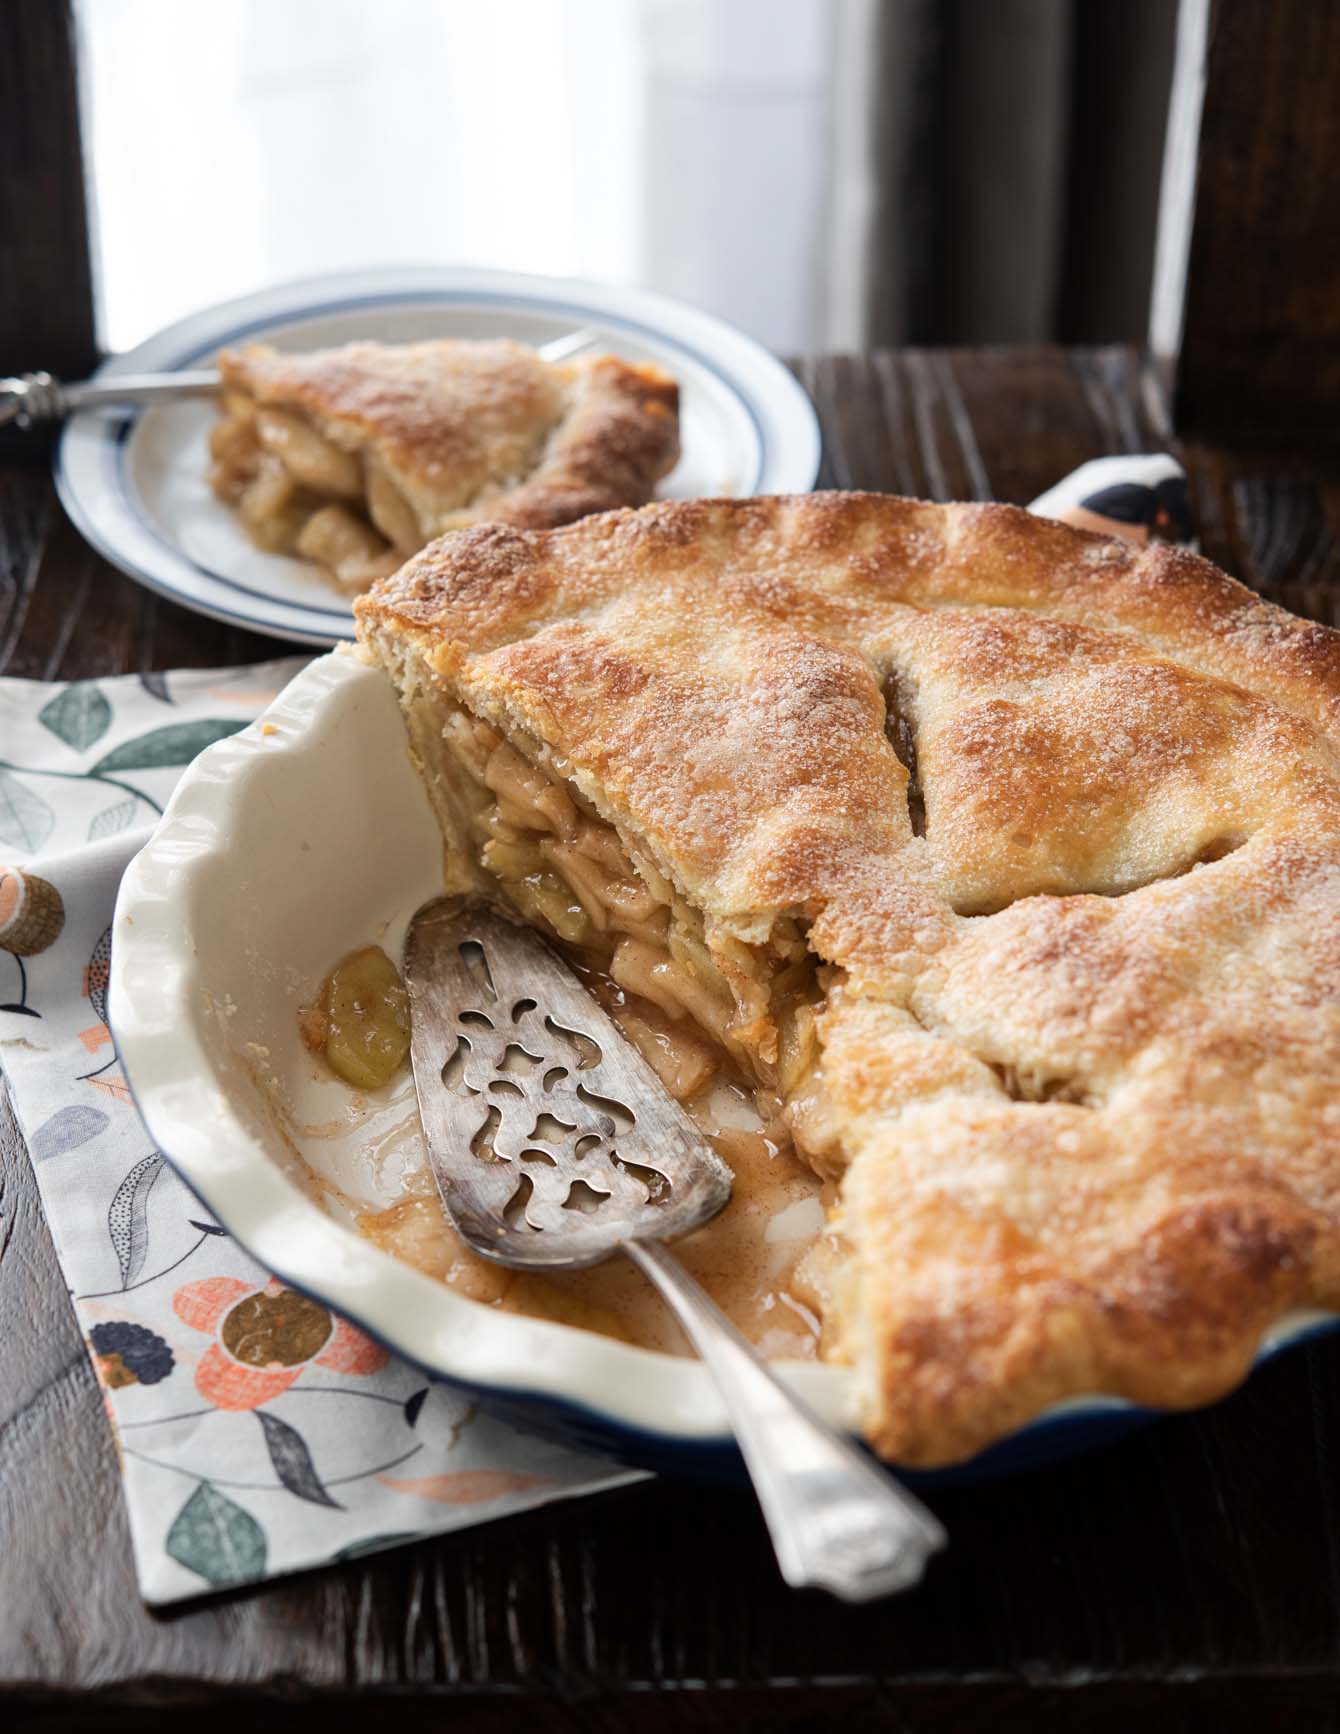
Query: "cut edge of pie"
209 338 679 591
362 619 818 1111
354 490 1340 1466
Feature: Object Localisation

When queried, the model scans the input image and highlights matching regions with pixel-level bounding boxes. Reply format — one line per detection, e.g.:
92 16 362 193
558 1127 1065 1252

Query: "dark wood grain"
1154 0 1340 446
0 0 96 382
5 347 1340 1729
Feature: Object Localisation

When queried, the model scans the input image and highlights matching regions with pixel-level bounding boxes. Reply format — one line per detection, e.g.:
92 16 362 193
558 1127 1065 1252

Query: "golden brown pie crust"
210 338 679 585
356 492 1340 1465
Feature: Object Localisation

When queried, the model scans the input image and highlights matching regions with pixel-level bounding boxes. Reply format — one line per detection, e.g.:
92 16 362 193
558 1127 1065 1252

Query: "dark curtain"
866 0 1179 346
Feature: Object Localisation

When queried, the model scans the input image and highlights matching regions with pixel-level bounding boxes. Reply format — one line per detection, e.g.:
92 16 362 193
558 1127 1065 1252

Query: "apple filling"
209 393 411 590
432 704 822 1115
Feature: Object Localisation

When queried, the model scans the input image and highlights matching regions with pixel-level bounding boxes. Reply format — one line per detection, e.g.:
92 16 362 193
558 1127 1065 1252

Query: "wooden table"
4 348 1340 1731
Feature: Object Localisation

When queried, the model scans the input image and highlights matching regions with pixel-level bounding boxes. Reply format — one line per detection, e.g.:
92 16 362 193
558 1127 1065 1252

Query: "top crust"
357 492 1340 1464
357 493 1340 943
216 339 680 536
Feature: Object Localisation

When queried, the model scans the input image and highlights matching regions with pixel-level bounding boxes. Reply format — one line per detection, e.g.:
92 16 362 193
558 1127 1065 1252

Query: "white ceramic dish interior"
110 653 1334 1466
57 267 823 648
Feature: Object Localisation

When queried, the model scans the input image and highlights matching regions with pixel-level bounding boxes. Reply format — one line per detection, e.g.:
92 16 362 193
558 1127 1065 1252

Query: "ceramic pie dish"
108 650 1338 1481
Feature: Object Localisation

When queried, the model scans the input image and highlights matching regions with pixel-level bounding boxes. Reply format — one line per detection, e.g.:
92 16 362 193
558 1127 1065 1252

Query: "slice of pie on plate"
209 338 679 591
355 491 1340 1467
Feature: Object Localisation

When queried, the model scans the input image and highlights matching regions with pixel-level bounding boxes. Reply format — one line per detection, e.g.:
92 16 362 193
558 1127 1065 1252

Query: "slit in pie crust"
209 338 679 591
356 490 1340 1466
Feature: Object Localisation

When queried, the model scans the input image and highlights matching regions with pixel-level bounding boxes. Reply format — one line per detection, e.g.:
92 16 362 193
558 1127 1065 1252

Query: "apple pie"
208 338 679 590
355 491 1340 1466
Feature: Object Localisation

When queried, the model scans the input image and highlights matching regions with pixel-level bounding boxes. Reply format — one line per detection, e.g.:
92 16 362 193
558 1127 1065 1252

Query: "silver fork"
0 327 601 431
402 895 947 1602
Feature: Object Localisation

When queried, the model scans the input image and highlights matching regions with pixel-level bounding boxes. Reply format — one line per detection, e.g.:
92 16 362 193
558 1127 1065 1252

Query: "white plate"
56 268 822 648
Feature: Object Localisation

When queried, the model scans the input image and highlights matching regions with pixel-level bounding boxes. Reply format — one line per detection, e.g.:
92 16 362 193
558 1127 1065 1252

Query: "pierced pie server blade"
403 894 732 1267
403 894 946 1600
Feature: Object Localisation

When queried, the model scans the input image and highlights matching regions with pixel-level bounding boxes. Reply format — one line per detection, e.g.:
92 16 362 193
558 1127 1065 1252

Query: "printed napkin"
0 660 643 1606
0 458 1191 1606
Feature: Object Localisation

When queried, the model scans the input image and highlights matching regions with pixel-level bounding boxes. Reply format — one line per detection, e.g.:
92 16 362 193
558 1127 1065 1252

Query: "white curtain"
78 0 874 355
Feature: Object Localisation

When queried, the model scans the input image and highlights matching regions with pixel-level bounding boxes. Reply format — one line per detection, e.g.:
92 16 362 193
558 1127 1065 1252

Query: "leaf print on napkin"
88 797 139 840
85 925 112 1026
0 769 55 853
255 1411 343 1509
378 1470 555 1503
139 670 173 704
91 719 246 774
39 681 112 751
165 1482 267 1587
108 1152 164 1288
87 1073 133 1104
29 1104 109 1160
331 1531 421 1563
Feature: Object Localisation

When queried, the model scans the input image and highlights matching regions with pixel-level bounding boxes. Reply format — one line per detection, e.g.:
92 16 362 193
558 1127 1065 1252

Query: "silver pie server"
0 328 601 431
402 894 946 1601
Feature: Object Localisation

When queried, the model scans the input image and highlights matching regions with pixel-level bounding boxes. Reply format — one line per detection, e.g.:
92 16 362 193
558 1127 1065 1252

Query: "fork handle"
0 327 602 430
0 370 220 429
623 1238 946 1600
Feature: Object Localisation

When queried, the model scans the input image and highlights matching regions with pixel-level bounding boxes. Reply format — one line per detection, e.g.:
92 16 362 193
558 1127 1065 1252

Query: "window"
76 0 850 355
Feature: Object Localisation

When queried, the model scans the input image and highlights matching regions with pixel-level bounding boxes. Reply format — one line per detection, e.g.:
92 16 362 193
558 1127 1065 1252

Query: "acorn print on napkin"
0 866 64 956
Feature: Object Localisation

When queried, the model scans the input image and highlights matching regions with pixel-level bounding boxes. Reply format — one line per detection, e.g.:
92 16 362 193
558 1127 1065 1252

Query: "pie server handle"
624 1238 947 1601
